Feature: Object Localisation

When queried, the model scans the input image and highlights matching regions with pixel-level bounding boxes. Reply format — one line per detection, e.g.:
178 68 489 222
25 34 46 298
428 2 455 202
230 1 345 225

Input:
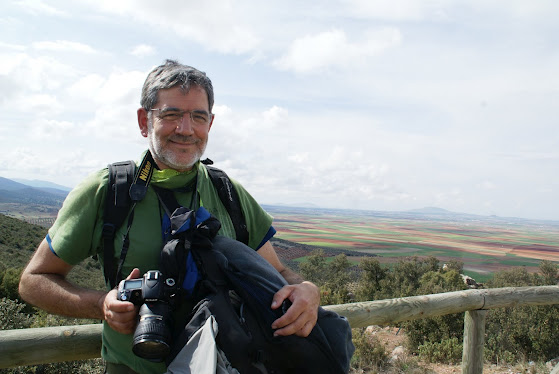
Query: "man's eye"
161 112 182 121
192 112 209 122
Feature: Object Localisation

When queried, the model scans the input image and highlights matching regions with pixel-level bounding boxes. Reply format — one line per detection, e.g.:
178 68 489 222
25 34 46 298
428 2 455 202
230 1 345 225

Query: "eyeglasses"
150 108 213 126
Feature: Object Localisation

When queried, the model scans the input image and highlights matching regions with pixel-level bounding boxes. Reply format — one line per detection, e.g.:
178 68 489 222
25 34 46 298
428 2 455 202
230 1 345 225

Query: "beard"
147 124 207 172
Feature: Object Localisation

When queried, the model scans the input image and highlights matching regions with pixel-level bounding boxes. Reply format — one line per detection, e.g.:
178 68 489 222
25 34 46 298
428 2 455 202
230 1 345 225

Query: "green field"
267 206 559 279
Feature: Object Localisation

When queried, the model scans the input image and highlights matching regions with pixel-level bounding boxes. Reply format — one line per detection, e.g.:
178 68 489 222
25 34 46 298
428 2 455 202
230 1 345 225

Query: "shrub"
0 267 23 301
0 297 33 330
350 328 389 372
418 337 462 364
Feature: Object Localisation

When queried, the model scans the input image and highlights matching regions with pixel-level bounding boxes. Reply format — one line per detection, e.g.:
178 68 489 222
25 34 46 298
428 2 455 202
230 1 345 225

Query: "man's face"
138 85 214 172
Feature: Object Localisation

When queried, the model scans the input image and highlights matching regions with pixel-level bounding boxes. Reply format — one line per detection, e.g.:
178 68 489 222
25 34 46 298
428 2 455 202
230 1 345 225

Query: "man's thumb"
126 268 141 280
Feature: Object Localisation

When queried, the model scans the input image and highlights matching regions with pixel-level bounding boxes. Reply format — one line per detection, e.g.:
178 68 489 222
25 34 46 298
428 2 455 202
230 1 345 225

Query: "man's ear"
138 108 149 138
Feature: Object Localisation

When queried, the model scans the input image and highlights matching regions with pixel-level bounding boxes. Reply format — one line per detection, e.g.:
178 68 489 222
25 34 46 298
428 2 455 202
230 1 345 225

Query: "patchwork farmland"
266 206 559 281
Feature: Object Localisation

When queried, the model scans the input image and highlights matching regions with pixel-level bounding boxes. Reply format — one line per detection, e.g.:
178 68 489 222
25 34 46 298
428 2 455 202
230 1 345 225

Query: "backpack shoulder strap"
202 161 249 245
103 160 136 288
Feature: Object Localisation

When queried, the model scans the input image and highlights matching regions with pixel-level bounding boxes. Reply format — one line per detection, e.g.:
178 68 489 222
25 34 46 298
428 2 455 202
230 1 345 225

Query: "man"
19 60 320 374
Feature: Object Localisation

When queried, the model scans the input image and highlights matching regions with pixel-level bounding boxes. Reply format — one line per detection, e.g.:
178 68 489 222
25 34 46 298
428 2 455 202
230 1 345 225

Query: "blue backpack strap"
202 159 249 245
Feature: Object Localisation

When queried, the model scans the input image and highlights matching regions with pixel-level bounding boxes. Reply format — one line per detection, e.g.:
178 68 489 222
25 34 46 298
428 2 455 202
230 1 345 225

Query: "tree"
323 254 352 304
484 266 559 364
443 260 463 273
538 260 558 285
383 256 441 298
489 266 533 288
404 269 465 360
356 258 387 302
299 249 328 285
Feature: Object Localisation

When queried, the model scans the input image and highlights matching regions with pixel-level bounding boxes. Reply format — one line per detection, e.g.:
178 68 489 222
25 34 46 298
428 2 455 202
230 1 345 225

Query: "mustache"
169 135 200 144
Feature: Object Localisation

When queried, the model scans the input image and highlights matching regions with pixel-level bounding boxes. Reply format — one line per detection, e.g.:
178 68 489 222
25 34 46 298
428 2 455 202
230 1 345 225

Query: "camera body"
117 270 174 362
118 270 166 305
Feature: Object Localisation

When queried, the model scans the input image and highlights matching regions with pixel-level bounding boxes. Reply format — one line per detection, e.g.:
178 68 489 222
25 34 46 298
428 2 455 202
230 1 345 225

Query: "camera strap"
113 151 157 286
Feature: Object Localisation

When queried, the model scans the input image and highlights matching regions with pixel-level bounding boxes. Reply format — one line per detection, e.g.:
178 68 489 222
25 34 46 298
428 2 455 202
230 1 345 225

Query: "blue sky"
1 0 558 221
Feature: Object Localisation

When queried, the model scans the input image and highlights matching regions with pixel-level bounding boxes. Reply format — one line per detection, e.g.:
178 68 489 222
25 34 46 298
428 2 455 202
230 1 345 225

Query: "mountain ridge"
0 176 69 206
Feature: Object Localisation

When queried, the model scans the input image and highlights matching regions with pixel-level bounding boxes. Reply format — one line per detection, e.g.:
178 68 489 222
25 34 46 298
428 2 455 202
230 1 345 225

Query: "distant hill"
406 207 454 215
0 177 28 191
270 202 321 209
12 178 72 192
0 176 69 206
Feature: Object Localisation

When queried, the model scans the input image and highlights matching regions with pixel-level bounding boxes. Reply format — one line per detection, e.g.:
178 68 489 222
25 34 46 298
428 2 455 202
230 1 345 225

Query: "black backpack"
158 200 354 373
102 156 248 288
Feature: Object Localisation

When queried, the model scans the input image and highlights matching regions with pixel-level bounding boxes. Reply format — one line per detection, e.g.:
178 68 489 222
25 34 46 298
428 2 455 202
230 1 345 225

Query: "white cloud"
0 42 26 51
341 0 448 21
86 0 261 55
477 181 497 190
67 74 106 98
130 44 156 58
32 40 98 54
273 28 402 73
0 145 106 186
13 94 63 116
93 70 145 104
32 119 75 139
0 147 44 174
0 53 78 94
14 0 68 17
238 105 289 131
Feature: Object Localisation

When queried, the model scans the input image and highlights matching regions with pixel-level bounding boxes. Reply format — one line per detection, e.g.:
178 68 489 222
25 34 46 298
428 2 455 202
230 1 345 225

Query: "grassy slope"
0 214 105 291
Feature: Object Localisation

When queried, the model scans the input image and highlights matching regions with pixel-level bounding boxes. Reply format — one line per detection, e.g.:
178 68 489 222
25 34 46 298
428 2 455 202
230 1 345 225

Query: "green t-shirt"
47 158 273 373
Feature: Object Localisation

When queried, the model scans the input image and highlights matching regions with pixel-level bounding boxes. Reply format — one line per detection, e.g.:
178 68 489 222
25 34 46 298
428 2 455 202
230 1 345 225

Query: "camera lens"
132 303 172 362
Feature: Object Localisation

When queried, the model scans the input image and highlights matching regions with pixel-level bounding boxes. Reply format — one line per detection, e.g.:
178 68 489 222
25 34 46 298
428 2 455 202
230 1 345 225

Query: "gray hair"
140 59 214 112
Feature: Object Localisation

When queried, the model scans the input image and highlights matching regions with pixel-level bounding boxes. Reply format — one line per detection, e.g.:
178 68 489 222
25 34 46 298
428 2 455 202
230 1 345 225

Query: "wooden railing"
2 285 559 373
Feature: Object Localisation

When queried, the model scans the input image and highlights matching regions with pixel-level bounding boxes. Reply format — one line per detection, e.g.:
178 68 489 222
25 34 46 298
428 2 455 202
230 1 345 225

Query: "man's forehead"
156 85 209 107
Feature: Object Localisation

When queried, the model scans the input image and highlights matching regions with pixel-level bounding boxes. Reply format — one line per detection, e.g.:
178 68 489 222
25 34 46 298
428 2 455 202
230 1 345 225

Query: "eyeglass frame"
149 107 213 126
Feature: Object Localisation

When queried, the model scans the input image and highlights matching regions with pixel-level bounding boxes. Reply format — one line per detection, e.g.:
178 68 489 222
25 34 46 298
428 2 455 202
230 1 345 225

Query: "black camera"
117 270 175 361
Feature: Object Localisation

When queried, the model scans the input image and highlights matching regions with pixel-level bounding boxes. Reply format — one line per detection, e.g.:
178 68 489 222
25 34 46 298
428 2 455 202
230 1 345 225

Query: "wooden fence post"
462 309 488 374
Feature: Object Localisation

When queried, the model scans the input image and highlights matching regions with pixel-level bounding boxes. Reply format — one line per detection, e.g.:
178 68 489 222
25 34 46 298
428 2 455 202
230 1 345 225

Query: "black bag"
161 207 354 374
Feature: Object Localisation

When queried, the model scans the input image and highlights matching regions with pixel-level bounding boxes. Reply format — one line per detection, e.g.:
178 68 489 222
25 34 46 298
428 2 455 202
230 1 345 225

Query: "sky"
1 0 558 221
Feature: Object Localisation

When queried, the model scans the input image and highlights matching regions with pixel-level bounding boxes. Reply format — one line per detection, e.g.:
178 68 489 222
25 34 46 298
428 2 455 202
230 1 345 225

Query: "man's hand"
270 281 320 337
99 268 141 335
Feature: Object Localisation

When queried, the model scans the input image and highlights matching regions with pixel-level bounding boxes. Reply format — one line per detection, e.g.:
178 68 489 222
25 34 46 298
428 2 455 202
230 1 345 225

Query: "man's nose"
175 115 194 134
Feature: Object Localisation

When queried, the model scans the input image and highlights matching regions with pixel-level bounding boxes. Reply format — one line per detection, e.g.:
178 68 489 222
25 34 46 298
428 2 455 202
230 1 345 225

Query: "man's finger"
271 285 294 310
126 268 141 280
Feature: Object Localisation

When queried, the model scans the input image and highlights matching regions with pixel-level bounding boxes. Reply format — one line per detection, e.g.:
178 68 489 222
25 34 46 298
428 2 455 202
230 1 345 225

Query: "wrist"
96 292 108 320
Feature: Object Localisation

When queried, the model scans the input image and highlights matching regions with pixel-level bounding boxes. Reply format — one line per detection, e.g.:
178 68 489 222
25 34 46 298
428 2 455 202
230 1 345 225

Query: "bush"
0 359 104 374
418 337 462 364
0 267 23 301
350 328 390 372
483 264 559 364
0 297 33 330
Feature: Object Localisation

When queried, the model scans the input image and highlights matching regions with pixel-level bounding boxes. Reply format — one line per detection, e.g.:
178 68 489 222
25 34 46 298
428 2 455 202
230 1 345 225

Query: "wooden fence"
1 285 559 373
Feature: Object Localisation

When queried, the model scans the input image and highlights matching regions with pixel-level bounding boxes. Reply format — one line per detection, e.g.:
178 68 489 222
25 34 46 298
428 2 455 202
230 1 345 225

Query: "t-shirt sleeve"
229 178 274 250
47 169 109 265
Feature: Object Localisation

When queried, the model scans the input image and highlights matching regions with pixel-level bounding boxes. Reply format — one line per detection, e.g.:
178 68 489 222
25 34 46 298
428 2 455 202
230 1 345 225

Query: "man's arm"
19 238 139 334
256 241 320 338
